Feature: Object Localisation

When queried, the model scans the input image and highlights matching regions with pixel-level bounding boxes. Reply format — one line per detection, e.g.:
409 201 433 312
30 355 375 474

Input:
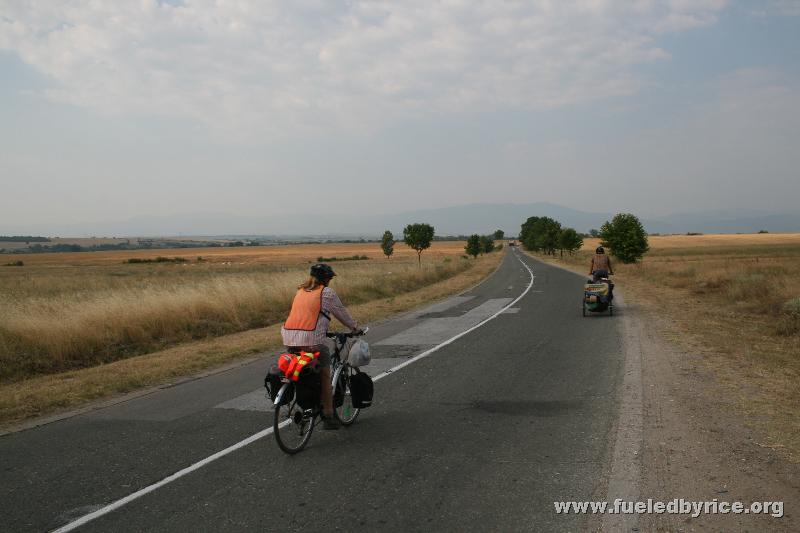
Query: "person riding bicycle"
281 263 361 430
589 246 614 283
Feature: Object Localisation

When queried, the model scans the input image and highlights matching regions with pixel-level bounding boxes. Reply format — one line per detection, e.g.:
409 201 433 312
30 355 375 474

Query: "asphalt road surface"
0 248 624 532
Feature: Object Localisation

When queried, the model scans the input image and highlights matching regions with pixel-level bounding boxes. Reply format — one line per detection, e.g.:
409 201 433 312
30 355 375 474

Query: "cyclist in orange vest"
281 263 361 430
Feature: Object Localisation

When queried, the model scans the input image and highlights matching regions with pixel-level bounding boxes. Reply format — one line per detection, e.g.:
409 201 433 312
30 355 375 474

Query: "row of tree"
465 234 499 258
519 213 649 263
378 223 504 264
376 214 649 265
519 216 583 256
380 223 436 265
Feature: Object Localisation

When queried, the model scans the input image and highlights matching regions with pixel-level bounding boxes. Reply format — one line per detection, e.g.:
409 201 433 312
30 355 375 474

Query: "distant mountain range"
3 203 799 238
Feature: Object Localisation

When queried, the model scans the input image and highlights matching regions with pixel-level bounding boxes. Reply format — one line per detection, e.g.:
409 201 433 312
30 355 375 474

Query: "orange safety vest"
277 351 320 381
283 287 329 331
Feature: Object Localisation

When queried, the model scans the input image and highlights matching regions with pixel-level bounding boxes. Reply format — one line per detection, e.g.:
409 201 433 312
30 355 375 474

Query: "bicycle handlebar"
325 326 369 340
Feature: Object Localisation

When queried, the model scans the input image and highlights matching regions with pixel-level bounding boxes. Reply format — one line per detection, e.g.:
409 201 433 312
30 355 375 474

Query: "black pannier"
264 365 291 404
264 365 283 402
349 371 373 409
294 370 321 410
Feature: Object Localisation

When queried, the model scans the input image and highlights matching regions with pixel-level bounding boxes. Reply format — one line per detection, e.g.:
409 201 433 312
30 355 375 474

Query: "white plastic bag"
347 339 371 367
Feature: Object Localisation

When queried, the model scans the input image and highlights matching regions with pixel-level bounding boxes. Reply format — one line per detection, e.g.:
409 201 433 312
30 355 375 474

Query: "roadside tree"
493 229 505 241
465 234 481 258
558 228 583 257
519 216 542 251
479 235 495 254
600 213 649 263
538 218 562 255
381 230 395 259
403 223 435 266
520 216 561 254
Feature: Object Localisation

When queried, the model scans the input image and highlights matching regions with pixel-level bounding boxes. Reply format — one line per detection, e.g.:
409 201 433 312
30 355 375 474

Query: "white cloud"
746 0 800 17
0 0 727 136
765 0 800 16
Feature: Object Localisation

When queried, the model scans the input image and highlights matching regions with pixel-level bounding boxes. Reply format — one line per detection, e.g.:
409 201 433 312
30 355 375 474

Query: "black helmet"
596 246 605 254
310 263 336 282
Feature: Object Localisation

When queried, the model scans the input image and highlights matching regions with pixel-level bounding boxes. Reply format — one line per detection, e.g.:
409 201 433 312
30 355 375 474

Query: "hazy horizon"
2 1 799 229
3 201 800 239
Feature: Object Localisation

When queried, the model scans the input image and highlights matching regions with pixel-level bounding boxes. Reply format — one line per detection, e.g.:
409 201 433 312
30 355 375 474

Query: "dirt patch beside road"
635 303 799 531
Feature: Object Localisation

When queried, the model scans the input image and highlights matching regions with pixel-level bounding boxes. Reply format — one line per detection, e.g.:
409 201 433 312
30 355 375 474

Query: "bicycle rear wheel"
333 364 360 426
273 384 316 454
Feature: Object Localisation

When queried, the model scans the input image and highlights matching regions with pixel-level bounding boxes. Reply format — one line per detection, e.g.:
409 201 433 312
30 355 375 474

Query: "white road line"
52 425 282 533
371 252 534 382
53 251 535 533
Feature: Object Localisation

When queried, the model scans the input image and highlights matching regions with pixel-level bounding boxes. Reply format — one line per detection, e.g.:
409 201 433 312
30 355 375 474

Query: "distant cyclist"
589 246 614 282
281 263 361 430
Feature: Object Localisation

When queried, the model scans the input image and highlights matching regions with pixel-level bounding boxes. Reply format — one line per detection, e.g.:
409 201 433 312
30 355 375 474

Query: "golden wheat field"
619 232 800 249
581 232 800 251
0 241 465 267
0 241 477 383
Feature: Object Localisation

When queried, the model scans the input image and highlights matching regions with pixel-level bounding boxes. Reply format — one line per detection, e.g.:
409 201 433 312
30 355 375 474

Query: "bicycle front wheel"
273 384 315 454
333 364 360 426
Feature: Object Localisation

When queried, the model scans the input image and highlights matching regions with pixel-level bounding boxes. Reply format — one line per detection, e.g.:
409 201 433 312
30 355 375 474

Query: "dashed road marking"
376 298 513 345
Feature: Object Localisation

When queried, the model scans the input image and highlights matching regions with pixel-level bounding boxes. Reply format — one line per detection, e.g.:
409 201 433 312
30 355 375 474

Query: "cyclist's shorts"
287 344 331 368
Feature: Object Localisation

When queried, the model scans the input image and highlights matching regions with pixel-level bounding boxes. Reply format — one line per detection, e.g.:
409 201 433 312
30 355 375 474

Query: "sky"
1 0 799 234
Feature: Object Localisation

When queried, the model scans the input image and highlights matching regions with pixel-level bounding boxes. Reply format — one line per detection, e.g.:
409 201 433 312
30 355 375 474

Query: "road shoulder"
637 305 799 531
527 251 800 530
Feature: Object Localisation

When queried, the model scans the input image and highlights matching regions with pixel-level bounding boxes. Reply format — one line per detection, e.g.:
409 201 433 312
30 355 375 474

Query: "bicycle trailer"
583 281 614 316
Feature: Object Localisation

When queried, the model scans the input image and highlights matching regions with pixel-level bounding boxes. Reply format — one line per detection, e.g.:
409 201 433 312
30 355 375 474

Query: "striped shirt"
589 253 611 274
281 286 358 347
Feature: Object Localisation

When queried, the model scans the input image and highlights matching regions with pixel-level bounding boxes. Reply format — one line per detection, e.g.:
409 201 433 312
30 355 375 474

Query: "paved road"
0 249 624 532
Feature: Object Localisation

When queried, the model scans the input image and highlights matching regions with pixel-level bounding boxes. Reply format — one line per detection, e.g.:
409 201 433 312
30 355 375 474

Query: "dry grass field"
0 241 480 384
0 244 503 428
534 232 800 459
625 232 800 249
